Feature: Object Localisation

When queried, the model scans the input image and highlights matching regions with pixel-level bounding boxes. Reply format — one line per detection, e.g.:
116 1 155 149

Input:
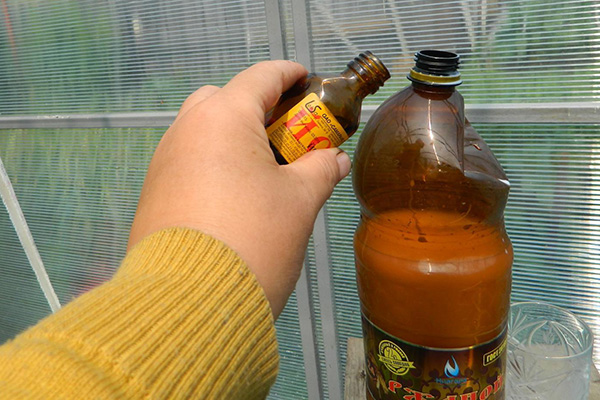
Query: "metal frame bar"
311 208 344 399
0 155 61 313
290 0 344 398
0 112 177 129
290 0 313 69
466 102 600 124
296 261 324 400
264 0 287 60
364 102 600 124
1 103 598 130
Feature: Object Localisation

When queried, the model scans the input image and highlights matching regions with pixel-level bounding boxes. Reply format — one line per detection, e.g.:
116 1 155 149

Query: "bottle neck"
408 50 462 86
341 68 375 97
411 81 457 100
343 51 390 97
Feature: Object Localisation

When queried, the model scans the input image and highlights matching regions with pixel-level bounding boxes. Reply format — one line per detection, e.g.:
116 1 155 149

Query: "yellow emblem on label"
483 336 507 366
378 340 415 376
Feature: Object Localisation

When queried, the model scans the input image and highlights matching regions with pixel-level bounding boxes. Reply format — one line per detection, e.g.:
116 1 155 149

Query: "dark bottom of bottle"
269 141 288 165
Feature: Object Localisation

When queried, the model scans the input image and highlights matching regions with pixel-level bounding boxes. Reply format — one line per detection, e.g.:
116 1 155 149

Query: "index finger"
219 60 308 122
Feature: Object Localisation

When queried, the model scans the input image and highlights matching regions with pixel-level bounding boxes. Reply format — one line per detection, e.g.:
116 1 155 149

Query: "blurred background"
0 0 599 398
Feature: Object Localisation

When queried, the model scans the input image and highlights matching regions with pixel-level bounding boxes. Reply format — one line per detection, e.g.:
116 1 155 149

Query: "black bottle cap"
408 50 462 86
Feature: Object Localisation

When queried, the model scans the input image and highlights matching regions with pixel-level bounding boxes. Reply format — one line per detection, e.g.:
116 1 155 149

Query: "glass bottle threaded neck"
347 51 391 94
408 50 462 86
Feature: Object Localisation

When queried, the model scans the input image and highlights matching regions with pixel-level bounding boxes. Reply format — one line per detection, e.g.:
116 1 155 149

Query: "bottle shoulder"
374 85 464 113
269 74 360 119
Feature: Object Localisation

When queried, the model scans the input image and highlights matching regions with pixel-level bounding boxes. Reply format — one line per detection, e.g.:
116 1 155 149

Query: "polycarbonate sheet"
272 292 309 399
0 205 52 343
306 0 600 104
0 0 271 114
486 124 600 370
0 127 162 307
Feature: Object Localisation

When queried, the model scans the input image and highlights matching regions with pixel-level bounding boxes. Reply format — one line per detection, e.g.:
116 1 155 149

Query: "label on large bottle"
362 314 506 400
266 93 348 163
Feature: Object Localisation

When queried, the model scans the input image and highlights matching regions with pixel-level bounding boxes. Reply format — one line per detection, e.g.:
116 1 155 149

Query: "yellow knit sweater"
0 228 279 399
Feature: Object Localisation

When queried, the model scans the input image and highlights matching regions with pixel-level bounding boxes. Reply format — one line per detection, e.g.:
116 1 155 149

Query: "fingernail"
336 150 352 178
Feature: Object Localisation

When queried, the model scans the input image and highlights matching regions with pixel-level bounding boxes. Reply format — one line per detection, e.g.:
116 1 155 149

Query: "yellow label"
266 93 348 163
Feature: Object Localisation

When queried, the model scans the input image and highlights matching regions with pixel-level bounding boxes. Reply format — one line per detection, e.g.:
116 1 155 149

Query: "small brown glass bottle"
266 51 390 164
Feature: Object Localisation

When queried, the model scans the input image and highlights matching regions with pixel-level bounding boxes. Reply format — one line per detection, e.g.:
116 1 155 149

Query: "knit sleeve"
0 228 279 399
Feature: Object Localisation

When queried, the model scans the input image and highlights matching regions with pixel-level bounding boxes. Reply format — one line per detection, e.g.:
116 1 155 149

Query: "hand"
127 60 351 317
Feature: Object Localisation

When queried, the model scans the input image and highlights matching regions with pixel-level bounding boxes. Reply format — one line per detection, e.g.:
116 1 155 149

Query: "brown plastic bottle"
353 50 512 400
266 51 390 164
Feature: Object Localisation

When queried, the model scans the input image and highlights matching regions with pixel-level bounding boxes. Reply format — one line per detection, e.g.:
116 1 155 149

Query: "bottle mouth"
408 50 462 86
348 51 391 94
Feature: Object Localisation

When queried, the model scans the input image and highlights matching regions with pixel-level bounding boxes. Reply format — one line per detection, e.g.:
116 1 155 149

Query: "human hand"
127 60 351 317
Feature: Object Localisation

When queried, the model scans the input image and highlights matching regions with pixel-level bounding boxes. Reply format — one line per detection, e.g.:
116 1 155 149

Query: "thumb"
287 148 352 206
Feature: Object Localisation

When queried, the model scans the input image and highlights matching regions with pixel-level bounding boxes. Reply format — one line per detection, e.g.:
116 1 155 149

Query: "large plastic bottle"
266 51 390 164
353 50 512 400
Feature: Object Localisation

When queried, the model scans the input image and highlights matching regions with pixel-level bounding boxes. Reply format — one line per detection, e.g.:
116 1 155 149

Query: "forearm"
0 228 278 399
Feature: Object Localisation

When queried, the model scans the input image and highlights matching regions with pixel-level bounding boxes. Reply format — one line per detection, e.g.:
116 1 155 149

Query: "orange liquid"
355 209 512 349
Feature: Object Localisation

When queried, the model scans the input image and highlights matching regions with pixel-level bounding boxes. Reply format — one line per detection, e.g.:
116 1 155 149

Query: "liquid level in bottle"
355 209 512 348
